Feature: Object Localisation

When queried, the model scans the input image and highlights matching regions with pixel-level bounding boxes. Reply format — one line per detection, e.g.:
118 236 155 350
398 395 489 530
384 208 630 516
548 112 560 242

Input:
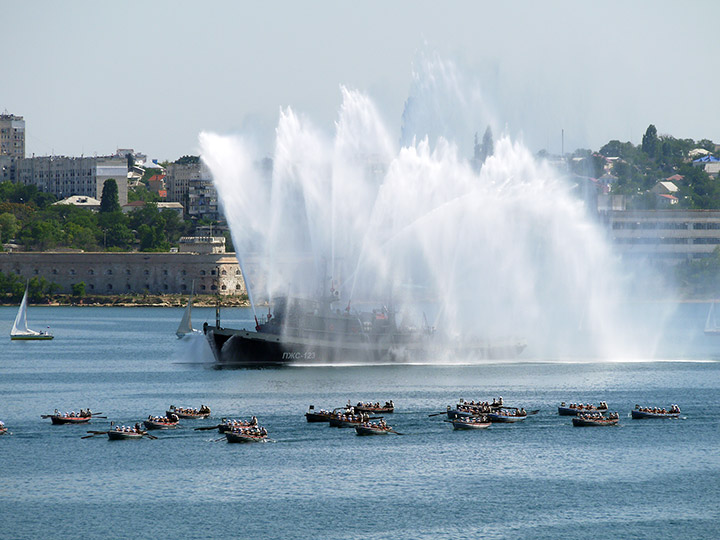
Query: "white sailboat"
11 284 53 340
705 301 720 335
176 281 201 338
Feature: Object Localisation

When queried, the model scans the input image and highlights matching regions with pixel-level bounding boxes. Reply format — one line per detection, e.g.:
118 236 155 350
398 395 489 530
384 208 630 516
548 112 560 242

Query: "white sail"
176 281 197 338
705 302 720 335
11 287 31 336
11 284 53 340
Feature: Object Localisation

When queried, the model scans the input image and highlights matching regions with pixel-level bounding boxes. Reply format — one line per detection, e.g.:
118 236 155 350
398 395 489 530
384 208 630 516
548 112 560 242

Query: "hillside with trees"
568 125 719 209
0 179 192 252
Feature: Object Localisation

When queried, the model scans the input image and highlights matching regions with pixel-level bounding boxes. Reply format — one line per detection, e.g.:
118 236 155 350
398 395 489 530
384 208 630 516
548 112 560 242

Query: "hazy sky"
3 1 719 161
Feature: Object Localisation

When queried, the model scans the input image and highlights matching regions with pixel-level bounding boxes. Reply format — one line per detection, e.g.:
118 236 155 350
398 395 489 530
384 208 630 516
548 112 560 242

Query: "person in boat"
134 423 141 432
251 416 258 426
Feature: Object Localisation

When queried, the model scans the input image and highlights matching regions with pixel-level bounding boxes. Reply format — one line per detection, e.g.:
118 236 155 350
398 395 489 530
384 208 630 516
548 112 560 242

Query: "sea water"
1 305 719 540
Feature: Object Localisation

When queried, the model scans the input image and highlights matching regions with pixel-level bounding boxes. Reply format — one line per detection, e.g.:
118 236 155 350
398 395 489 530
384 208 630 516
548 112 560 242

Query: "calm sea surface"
1 304 720 540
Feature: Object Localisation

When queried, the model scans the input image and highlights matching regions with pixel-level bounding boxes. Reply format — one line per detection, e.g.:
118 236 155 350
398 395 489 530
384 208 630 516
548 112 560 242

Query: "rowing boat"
305 406 345 423
143 419 180 430
450 418 491 430
353 402 394 414
225 429 267 443
558 403 608 416
107 429 146 440
631 409 680 419
166 405 211 419
47 415 92 425
487 412 526 423
572 416 618 427
355 424 393 436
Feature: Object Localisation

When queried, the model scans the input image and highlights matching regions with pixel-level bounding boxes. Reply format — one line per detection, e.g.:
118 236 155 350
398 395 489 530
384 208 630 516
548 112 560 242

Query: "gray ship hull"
204 324 526 368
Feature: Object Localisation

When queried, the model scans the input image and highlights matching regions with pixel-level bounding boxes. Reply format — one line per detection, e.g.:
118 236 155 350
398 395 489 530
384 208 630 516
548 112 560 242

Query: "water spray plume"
201 61 648 361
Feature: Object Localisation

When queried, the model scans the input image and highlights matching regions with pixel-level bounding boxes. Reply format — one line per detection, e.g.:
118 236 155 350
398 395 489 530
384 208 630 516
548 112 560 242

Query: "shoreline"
0 294 251 308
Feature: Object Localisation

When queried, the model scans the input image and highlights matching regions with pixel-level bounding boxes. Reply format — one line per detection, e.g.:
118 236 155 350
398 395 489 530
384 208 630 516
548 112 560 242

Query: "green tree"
71 282 86 297
0 212 18 242
641 124 659 158
100 179 121 213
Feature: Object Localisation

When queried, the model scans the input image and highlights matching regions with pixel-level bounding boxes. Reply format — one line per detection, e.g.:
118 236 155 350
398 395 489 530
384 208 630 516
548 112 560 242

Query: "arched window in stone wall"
163 269 168 276
89 284 95 290
182 270 186 276
221 270 227 275
69 269 76 275
221 285 227 290
200 270 206 276
33 268 38 275
144 269 149 275
52 269 57 274
126 284 131 290
88 269 94 275
181 284 187 291
107 283 113 290
235 269 240 275
126 269 131 275
200 285 206 290
163 284 168 290
106 269 112 275
235 284 242 290
211 285 217 291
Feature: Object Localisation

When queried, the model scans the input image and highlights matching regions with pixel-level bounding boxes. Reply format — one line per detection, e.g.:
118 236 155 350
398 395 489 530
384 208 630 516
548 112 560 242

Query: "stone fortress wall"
0 251 245 296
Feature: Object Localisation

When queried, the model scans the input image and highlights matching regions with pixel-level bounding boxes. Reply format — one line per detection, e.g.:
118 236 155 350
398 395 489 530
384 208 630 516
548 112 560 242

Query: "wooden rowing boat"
572 416 619 427
166 405 211 419
450 418 491 430
218 420 257 433
107 429 146 440
631 409 680 419
355 424 393 436
487 412 526 423
143 419 179 430
558 404 608 416
48 415 92 425
305 406 344 422
353 402 394 414
225 430 267 443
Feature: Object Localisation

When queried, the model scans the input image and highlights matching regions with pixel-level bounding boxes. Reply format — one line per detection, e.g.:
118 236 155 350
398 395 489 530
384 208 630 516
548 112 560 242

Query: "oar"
143 433 158 440
428 411 450 417
81 431 108 439
212 436 226 442
194 424 222 431
527 410 540 415
389 429 404 435
91 416 108 419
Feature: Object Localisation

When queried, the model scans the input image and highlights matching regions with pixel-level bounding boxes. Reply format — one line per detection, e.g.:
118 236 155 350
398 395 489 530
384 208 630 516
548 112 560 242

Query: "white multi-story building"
0 113 25 158
607 210 720 263
14 155 129 205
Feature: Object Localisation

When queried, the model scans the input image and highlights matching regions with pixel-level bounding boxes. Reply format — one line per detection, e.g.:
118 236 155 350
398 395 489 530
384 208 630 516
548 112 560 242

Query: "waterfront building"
0 251 245 296
606 209 720 263
0 113 25 158
14 155 129 206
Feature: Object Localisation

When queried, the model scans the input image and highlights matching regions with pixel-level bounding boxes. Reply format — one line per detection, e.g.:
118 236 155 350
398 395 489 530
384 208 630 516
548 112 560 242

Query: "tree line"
0 179 192 251
567 125 719 210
